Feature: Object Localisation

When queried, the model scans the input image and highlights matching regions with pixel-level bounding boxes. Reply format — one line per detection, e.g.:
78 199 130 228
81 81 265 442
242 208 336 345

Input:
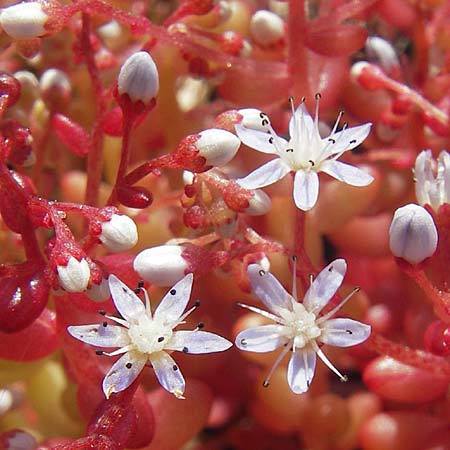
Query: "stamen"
99 310 106 316
95 350 104 355
330 110 344 135
176 301 201 324
291 255 298 300
288 96 295 114
102 321 108 328
258 269 265 276
182 346 189 353
236 302 283 324
309 274 314 286
138 280 144 288
312 341 348 382
170 289 177 295
262 344 292 388
157 336 165 342
316 287 360 324
314 92 321 131
105 314 129 328
103 344 135 357
173 365 178 371
197 321 205 329
126 362 132 369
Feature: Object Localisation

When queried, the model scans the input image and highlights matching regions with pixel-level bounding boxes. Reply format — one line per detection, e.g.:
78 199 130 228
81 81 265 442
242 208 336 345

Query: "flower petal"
320 318 371 347
303 259 347 314
287 348 316 394
248 264 293 314
235 124 284 155
320 160 374 186
149 351 185 398
293 169 319 211
153 274 193 324
289 104 314 140
322 123 371 157
237 158 290 190
235 325 288 352
108 275 146 323
67 324 130 348
102 350 147 398
166 330 232 354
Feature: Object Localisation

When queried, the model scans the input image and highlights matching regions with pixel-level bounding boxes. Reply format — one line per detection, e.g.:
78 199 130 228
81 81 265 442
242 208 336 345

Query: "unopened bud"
195 128 240 167
245 189 271 215
118 51 159 104
250 10 285 46
365 36 399 74
133 245 189 286
57 256 91 292
0 2 48 40
389 204 438 264
40 68 71 108
99 214 138 252
238 108 270 131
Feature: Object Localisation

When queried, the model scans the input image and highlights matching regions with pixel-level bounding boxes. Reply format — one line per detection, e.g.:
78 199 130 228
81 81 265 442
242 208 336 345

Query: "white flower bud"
389 204 438 264
57 257 91 292
118 51 159 104
0 2 48 40
245 189 271 215
40 68 71 99
238 108 270 131
365 36 399 73
86 278 110 302
133 245 189 286
99 214 138 252
195 128 240 167
250 10 285 46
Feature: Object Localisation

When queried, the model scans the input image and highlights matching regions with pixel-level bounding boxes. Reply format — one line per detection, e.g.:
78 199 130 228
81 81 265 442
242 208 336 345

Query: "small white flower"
57 257 91 293
414 150 450 211
389 203 438 264
250 10 285 46
235 98 374 211
195 128 241 167
235 259 371 393
68 274 232 399
0 2 48 40
99 214 138 252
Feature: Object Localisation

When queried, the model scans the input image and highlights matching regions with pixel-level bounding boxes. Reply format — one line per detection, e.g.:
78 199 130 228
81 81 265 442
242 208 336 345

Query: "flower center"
128 316 173 354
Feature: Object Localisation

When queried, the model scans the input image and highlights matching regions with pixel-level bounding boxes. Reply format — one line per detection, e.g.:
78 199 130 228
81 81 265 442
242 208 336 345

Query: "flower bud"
40 68 71 109
365 36 399 74
117 51 159 105
99 214 138 252
245 189 271 215
238 108 270 131
0 2 48 40
195 128 240 167
389 204 438 264
57 256 91 292
250 10 285 46
133 245 189 286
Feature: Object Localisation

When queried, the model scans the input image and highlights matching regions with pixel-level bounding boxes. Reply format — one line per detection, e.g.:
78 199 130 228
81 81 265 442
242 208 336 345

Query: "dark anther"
183 347 189 353
95 350 104 355
158 336 165 342
262 119 269 126
309 159 315 166
328 138 336 144
173 365 178 371
102 321 108 327
315 92 322 99
126 363 132 369
292 255 297 262
269 136 274 144
301 96 306 103
349 139 357 144
99 310 106 316
346 330 353 334
259 112 267 118
122 287 127 293
194 299 201 307
134 287 141 294
138 280 144 288
197 322 205 329
262 380 270 388
328 266 333 272
306 380 311 387
258 269 265 276
286 148 294 152
170 289 176 295
240 338 247 346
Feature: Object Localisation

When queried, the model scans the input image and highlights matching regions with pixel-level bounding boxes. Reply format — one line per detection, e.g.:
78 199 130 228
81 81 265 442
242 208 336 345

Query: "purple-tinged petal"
166 330 232 354
287 348 316 394
237 158 290 190
248 264 293 314
149 351 185 398
102 350 147 398
235 325 288 352
303 259 346 314
320 160 374 186
320 318 371 347
321 123 371 157
108 275 145 324
293 170 319 211
68 324 130 348
153 274 193 324
235 124 284 155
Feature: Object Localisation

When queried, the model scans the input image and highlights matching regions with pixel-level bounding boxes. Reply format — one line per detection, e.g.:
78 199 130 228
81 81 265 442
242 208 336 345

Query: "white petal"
289 104 314 140
287 348 316 394
247 264 293 314
149 351 185 398
166 330 232 353
303 259 347 314
235 325 288 352
293 170 319 211
322 123 371 157
320 160 374 186
102 351 147 398
237 158 290 190
108 275 145 323
235 124 281 155
67 324 130 348
153 274 193 324
320 318 371 347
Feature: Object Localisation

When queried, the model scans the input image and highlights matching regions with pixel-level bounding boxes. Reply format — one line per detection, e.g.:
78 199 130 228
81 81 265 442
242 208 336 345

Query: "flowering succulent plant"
1 0 450 449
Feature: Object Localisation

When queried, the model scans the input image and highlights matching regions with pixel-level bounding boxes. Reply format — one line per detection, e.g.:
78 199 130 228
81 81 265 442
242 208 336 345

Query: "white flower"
194 128 241 167
99 214 138 252
0 2 48 40
57 257 90 293
235 259 371 393
235 98 374 210
68 274 232 399
414 150 450 211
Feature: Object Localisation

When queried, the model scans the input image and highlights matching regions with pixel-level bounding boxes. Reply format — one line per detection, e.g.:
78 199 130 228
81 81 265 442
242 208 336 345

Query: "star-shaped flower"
235 259 371 393
68 274 232 399
235 98 374 210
